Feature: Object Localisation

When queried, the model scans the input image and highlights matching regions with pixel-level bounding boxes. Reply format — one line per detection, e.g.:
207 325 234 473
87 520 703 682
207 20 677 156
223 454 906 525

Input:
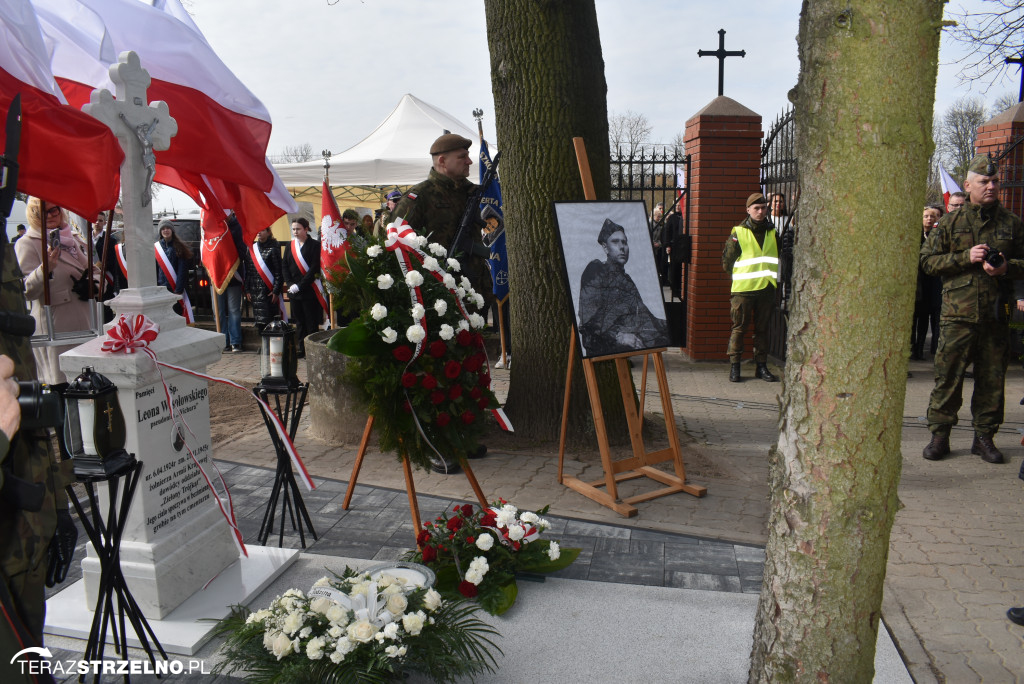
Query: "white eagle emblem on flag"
320 214 348 251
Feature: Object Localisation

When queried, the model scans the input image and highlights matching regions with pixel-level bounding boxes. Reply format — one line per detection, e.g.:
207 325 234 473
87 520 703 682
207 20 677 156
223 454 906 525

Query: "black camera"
70 269 98 301
17 380 64 430
983 248 1005 269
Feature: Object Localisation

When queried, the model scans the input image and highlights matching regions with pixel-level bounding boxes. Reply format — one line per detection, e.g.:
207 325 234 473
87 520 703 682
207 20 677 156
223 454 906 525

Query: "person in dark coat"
283 217 323 356
245 227 284 331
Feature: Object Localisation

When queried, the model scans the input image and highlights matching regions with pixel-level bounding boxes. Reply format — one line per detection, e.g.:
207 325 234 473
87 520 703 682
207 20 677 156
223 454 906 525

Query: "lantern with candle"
259 319 299 389
63 367 135 478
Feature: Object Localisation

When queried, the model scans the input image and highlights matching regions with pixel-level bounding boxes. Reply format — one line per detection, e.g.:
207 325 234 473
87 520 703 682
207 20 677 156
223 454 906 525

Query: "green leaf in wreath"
517 544 582 574
433 564 461 596
479 579 518 616
326 321 376 356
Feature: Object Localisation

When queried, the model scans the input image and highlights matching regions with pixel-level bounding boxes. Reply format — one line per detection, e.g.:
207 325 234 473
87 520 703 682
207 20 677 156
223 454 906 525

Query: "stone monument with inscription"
46 52 296 653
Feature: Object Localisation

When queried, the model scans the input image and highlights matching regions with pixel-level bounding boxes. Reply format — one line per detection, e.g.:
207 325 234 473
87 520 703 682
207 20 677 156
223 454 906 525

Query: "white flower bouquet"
213 566 501 683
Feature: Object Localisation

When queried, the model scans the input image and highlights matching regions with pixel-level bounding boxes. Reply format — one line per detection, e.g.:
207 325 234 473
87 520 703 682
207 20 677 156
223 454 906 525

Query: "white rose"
263 629 279 652
326 605 349 626
507 524 525 541
328 625 343 638
385 593 408 616
271 631 294 660
306 636 326 660
475 533 494 551
434 299 448 316
370 303 388 321
406 324 426 344
439 324 454 340
405 270 424 287
309 597 334 615
282 611 304 636
446 258 461 272
411 303 425 320
377 273 394 290
469 313 485 329
347 619 378 643
442 273 457 289
548 541 561 561
381 327 398 344
402 611 426 635
422 256 440 271
422 589 443 612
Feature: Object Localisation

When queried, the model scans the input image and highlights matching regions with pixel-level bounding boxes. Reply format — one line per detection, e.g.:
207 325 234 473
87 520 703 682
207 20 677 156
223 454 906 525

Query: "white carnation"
414 235 428 248
456 286 466 299
475 533 494 551
406 324 426 344
370 303 388 321
457 319 470 332
306 636 326 660
548 541 561 561
443 273 457 289
472 293 485 309
422 256 440 271
411 303 425 320
429 242 447 257
402 611 426 635
381 327 398 344
422 589 443 611
465 568 484 585
405 270 424 287
439 324 454 340
282 610 303 636
385 645 407 658
460 276 472 290
382 622 400 640
507 524 525 541
434 299 448 316
446 258 461 272
377 274 394 290
327 605 349 626
520 511 539 524
495 508 517 527
366 245 382 257
469 313 485 329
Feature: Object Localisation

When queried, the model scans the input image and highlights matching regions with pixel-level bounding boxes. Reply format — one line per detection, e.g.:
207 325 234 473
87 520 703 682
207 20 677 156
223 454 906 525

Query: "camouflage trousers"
727 288 775 363
927 319 1009 437
0 561 48 684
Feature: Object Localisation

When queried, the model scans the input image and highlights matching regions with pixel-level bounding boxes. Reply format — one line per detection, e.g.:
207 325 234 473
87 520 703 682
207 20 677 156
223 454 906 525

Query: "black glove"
45 509 78 587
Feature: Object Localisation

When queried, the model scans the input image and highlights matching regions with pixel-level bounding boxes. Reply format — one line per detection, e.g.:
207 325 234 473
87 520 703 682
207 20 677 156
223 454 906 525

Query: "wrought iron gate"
760 107 798 360
609 145 690 346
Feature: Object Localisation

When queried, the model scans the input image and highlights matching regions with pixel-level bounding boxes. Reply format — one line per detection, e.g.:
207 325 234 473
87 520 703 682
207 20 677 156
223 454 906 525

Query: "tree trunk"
484 0 627 443
748 2 942 681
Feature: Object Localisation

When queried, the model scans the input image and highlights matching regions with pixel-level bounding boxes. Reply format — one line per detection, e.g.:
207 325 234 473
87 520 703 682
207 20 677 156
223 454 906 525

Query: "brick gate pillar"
974 102 1024 217
681 96 763 361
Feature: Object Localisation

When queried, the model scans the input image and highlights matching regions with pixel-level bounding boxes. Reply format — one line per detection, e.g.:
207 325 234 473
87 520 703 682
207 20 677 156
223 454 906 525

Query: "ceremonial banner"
200 209 239 294
479 140 509 303
319 180 351 276
939 164 962 208
0 0 122 220
676 167 687 217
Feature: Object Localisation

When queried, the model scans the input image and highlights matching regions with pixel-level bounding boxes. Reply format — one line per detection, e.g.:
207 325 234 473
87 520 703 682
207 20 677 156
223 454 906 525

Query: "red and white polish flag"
938 164 962 209
0 0 122 220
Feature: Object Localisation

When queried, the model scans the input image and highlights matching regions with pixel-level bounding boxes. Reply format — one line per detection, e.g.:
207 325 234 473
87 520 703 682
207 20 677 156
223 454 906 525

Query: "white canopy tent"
273 94 480 194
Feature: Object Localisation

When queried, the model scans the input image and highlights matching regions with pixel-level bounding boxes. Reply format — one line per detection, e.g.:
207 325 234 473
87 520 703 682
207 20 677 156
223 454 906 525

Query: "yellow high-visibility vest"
731 226 778 293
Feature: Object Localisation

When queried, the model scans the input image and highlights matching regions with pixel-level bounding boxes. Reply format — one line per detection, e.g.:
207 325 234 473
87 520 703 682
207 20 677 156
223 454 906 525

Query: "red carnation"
456 330 473 346
473 332 484 346
449 385 463 400
429 340 447 358
417 530 431 546
422 374 438 390
469 386 482 400
478 398 490 410
466 536 475 544
464 354 483 372
393 345 413 362
461 411 475 425
437 412 451 427
481 511 497 527
444 360 462 379
430 391 445 405
458 581 478 598
401 372 418 388
460 504 474 517
478 373 491 387
446 516 464 532
422 545 437 563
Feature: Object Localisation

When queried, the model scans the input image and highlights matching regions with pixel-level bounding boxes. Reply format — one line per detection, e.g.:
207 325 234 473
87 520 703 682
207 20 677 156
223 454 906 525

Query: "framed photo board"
553 200 670 359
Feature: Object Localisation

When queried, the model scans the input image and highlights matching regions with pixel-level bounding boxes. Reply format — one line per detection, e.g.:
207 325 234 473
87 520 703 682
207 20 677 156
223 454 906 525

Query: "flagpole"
323 150 336 329
473 107 508 368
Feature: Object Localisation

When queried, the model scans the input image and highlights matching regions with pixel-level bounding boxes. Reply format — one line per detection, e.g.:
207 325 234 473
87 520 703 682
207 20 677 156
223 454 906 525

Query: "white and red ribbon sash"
101 314 318 556
290 239 329 314
252 242 289 322
115 243 128 280
155 241 194 324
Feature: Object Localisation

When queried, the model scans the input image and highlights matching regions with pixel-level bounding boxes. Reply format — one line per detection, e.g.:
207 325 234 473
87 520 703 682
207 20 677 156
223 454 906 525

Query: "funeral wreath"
324 225 502 471
405 500 581 615
213 566 501 683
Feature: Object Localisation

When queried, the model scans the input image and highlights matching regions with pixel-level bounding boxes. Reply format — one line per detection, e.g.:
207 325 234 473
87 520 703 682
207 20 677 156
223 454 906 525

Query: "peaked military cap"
597 218 626 244
966 154 998 177
429 133 472 155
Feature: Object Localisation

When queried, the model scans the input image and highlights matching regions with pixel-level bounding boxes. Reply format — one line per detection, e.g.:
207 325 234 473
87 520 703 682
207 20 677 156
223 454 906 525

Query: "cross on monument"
1006 49 1024 103
84 51 177 290
698 29 746 97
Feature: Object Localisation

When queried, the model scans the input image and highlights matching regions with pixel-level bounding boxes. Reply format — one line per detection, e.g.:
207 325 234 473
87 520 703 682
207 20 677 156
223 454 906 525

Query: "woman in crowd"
912 204 943 360
155 221 192 296
245 227 284 332
15 197 101 383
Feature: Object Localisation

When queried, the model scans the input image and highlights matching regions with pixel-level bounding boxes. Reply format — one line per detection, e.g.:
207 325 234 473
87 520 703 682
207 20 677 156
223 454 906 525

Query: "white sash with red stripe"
290 238 328 314
251 241 288 322
155 241 194 324
115 243 128 280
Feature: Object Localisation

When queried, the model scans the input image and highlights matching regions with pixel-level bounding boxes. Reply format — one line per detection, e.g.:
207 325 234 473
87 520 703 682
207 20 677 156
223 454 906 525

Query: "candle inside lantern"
270 337 284 377
78 400 96 455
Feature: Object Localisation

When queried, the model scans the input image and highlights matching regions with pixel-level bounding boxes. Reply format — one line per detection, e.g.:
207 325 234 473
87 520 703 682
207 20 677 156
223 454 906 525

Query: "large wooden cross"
84 51 177 290
1006 50 1024 103
698 29 746 98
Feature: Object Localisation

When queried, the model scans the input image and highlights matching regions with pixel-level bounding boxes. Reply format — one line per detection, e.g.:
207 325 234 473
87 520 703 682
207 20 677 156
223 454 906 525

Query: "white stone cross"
84 51 177 290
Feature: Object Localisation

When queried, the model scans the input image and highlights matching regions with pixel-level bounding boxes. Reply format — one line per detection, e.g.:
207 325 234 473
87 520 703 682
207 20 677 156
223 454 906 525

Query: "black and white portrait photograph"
553 200 670 359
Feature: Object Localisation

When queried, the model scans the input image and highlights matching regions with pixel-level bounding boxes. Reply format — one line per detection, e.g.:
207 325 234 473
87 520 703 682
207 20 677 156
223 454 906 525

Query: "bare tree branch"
278 143 315 163
608 110 652 157
935 96 988 181
947 0 1024 90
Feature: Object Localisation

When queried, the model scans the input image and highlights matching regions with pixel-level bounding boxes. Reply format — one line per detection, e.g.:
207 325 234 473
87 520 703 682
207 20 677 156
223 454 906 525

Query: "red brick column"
975 103 1024 218
681 97 763 361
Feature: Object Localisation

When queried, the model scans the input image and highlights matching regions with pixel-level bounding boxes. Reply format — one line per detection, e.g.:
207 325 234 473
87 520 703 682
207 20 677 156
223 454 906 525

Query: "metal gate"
760 107 798 360
993 131 1024 219
609 145 690 346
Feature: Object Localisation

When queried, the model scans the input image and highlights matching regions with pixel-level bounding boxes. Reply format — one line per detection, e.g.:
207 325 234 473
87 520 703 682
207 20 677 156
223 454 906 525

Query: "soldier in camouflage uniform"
0 238 75 682
920 154 1024 464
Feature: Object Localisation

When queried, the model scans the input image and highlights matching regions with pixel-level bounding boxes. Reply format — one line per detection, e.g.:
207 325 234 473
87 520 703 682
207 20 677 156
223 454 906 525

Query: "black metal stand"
66 458 168 683
253 382 317 548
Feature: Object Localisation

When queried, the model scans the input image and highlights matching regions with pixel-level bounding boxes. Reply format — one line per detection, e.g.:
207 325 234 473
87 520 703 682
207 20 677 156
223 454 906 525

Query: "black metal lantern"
259 320 299 388
63 367 135 478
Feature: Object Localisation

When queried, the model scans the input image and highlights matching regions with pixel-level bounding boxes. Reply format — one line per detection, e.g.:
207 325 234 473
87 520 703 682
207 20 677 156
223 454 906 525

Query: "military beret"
341 209 360 221
966 154 998 177
747 192 768 207
597 218 625 244
430 133 472 155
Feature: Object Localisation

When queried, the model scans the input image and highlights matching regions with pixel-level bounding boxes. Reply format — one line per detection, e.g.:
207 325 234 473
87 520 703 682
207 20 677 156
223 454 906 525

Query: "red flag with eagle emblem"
320 180 351 276
200 209 240 294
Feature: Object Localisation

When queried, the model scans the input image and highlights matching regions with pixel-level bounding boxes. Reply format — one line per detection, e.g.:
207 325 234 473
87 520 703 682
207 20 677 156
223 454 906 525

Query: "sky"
6 0 1020 229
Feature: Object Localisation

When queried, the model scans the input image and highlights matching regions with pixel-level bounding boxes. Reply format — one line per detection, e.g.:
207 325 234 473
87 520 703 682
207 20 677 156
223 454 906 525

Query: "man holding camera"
920 154 1024 464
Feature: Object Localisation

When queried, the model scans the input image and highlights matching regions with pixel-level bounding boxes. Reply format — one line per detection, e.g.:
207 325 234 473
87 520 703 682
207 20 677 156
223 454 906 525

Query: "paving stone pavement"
48 346 1024 682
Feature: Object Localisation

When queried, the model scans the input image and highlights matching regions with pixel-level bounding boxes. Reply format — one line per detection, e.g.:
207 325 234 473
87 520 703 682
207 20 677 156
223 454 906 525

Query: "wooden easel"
556 138 706 517
341 416 490 537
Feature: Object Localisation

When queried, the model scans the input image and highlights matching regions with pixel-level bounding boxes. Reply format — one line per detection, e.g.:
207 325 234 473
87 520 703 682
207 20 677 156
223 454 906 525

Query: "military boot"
755 363 778 382
971 434 1005 464
729 363 741 383
429 454 462 475
922 434 950 461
